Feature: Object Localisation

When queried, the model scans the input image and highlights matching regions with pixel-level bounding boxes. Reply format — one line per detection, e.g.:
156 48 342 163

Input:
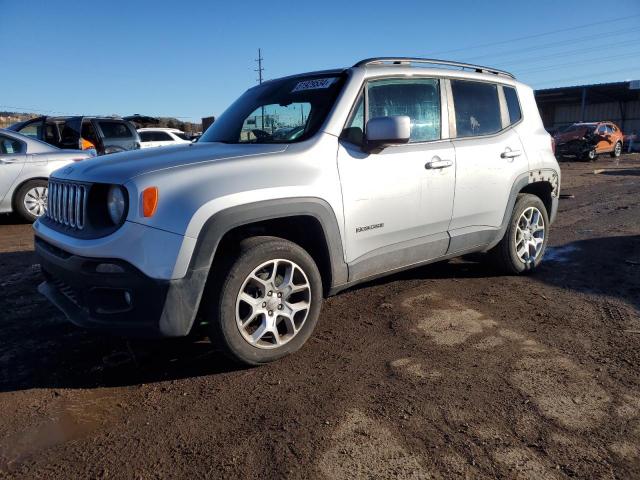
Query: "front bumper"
36 237 205 337
556 140 591 158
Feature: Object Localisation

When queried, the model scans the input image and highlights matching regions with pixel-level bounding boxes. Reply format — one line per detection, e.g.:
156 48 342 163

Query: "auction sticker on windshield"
292 78 337 92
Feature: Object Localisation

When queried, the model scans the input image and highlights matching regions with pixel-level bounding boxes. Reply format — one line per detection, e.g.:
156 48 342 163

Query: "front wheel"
207 236 323 365
610 141 622 158
488 194 549 274
583 148 597 161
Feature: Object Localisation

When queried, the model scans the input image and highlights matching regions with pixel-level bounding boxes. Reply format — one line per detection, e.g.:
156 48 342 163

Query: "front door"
337 77 455 276
595 123 613 153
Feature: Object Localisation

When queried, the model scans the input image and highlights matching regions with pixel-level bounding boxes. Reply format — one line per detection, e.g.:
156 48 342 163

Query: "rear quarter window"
451 80 502 137
98 121 133 139
503 86 522 125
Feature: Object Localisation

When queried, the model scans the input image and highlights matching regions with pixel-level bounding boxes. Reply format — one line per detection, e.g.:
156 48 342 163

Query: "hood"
554 127 594 145
51 142 288 184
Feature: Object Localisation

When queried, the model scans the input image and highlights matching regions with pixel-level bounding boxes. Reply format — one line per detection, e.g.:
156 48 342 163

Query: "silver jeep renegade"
35 57 560 365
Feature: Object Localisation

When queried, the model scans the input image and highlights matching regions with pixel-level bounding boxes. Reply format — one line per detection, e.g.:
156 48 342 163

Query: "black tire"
610 141 622 158
487 194 549 275
207 236 323 365
13 179 48 222
582 148 597 161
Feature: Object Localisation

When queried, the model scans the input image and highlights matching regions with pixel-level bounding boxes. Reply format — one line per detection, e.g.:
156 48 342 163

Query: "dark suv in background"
9 116 140 155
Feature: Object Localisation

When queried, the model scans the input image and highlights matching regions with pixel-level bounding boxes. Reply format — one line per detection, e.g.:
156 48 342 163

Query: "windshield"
200 73 346 144
562 124 595 133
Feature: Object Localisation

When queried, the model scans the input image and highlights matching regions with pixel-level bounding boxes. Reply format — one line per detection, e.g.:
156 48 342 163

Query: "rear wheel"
14 180 48 222
488 194 549 274
610 141 622 158
207 236 323 365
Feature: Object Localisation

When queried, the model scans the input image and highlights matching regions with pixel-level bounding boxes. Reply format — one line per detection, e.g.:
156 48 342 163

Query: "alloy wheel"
235 259 311 349
514 206 545 264
23 186 48 217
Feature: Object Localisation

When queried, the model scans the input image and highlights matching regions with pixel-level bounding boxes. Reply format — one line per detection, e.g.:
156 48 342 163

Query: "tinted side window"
99 121 133 139
140 131 153 142
367 78 441 143
0 135 25 154
451 80 502 137
156 132 174 141
503 86 522 125
18 122 41 139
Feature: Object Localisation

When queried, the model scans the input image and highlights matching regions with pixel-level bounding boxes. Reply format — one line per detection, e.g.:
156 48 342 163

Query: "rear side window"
18 122 41 139
0 135 25 154
140 131 153 142
503 86 522 125
367 78 441 143
99 121 133 139
451 80 502 137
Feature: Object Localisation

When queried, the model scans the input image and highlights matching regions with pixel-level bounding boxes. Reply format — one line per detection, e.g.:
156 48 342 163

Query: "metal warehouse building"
535 80 640 134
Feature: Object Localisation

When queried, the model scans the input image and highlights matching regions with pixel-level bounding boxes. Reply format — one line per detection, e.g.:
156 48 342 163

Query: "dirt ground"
0 154 638 479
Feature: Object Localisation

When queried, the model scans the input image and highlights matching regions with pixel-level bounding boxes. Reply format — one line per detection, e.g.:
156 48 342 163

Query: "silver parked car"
35 57 560 365
0 129 92 221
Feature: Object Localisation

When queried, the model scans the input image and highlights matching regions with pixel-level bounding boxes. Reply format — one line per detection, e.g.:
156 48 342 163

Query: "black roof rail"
353 57 515 79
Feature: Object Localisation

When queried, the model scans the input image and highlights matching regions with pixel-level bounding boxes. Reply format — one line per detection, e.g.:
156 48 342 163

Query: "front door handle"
501 148 522 159
425 159 453 169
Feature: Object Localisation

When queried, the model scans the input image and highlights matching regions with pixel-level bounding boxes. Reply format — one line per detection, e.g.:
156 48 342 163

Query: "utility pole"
255 48 265 130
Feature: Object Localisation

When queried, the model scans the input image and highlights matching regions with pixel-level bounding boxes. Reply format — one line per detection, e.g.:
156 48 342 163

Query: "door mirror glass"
365 116 411 151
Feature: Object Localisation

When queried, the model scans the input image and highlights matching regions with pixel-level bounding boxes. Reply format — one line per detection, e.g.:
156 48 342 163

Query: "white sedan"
138 128 192 148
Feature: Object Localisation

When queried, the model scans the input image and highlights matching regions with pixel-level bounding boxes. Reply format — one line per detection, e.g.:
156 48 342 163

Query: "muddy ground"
0 155 638 479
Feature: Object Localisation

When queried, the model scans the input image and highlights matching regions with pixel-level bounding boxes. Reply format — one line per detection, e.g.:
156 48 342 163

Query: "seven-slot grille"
46 180 88 230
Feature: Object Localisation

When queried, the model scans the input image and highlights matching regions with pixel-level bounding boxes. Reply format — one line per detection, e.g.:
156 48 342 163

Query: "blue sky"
1 0 639 122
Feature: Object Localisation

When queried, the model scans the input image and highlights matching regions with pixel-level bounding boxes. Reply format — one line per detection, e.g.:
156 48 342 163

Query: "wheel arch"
11 176 49 210
190 198 348 296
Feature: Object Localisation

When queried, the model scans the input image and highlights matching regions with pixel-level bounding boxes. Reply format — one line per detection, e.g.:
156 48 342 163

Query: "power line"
516 50 640 75
495 37 640 68
532 67 640 87
464 26 640 62
423 13 640 56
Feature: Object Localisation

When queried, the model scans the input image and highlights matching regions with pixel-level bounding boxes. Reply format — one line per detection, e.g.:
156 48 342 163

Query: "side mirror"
364 116 410 152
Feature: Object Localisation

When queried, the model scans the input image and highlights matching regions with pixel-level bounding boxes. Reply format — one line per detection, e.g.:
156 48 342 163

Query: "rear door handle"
501 149 522 159
425 159 453 169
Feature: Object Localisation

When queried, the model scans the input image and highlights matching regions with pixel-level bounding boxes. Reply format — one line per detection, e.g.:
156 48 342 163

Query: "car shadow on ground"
0 213 28 226
0 235 638 393
601 168 640 177
342 234 640 312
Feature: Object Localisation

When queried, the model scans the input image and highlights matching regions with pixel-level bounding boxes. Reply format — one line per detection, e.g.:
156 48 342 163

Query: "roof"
353 57 514 79
137 127 184 132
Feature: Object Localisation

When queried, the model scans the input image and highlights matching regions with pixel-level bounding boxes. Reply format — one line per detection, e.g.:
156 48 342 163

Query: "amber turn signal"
142 187 159 217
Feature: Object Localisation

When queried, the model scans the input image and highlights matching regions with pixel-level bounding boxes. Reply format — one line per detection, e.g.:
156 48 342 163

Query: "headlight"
106 185 126 225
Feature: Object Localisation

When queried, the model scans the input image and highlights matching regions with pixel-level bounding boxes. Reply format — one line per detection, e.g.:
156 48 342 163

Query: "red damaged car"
554 121 624 161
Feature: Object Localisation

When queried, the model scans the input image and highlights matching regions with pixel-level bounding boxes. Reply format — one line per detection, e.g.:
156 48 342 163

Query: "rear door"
95 120 138 153
0 134 27 205
448 79 528 250
58 116 83 150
